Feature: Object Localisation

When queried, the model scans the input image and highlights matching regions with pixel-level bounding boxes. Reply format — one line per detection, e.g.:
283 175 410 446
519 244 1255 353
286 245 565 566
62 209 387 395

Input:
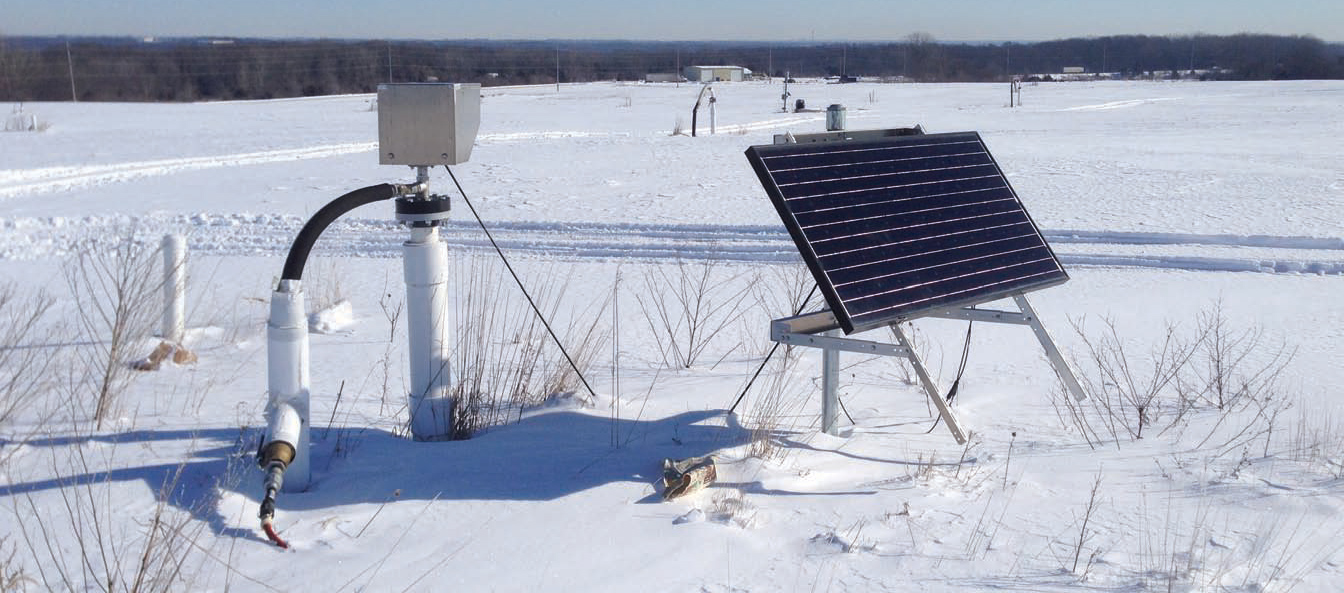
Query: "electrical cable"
257 460 290 549
925 320 974 434
443 166 600 403
726 284 819 415
262 520 289 549
837 394 857 426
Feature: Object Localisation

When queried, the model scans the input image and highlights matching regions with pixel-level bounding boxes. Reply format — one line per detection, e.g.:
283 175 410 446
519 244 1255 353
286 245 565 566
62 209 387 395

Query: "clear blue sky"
6 0 1342 42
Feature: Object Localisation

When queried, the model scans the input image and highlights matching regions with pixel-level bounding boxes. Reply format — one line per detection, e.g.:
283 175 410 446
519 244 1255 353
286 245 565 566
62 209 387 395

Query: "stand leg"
891 323 967 444
1012 293 1087 401
821 330 840 435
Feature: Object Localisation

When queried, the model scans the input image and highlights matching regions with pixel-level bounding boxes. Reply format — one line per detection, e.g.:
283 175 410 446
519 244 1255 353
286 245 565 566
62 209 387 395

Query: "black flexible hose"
280 183 403 281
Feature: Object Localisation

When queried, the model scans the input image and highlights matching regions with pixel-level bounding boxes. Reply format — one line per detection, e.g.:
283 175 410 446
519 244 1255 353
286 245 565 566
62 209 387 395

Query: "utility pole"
386 41 392 83
65 39 77 102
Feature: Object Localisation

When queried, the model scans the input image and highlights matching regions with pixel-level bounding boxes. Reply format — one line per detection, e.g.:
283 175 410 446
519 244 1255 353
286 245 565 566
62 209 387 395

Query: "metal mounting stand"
770 292 1085 444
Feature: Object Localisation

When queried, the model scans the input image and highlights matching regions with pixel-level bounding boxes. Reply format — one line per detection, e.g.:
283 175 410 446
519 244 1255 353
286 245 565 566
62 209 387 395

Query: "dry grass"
445 256 611 439
744 345 808 460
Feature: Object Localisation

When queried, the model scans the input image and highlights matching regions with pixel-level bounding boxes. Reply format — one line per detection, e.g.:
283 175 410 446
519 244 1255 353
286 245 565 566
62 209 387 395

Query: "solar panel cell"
747 131 1067 334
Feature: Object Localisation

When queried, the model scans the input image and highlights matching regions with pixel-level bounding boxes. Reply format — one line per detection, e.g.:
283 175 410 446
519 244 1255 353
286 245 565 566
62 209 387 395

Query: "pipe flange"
395 196 451 226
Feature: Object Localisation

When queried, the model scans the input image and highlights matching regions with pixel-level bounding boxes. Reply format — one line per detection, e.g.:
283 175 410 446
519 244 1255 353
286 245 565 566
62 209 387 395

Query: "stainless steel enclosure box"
377 83 481 166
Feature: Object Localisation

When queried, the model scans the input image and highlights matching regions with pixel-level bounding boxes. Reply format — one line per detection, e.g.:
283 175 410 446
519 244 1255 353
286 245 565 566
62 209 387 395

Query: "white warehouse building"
683 65 750 82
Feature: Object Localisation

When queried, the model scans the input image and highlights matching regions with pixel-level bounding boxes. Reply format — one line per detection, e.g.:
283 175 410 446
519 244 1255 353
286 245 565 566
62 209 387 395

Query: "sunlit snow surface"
1 80 1342 591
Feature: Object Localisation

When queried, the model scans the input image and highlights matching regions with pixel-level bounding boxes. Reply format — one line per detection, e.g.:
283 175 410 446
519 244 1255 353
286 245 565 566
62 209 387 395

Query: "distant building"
683 65 749 82
1062 66 1086 74
645 73 682 83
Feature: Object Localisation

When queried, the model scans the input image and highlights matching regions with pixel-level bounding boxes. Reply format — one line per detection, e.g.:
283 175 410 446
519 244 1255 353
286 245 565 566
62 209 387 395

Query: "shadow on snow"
1 408 754 542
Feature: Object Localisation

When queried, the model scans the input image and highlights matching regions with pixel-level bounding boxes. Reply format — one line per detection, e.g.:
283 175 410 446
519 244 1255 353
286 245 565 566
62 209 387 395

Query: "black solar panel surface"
746 131 1068 334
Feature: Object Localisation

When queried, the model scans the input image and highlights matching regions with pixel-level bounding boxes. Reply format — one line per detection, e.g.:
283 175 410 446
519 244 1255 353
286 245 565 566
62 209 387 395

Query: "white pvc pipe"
266 280 311 491
403 226 452 441
161 234 186 343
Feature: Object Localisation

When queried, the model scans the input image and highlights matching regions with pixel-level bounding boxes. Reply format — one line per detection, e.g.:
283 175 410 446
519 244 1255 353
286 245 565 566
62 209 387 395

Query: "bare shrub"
1183 302 1295 455
0 282 56 427
64 235 163 429
1053 303 1297 453
670 116 685 136
1070 316 1202 441
635 258 753 369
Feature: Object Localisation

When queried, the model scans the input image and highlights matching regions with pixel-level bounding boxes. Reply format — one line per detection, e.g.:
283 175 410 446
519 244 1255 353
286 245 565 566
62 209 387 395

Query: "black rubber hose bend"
280 183 404 281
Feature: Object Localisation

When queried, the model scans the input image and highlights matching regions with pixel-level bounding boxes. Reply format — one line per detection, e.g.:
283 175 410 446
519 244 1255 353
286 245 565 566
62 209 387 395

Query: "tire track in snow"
1 214 1342 276
1056 97 1181 111
0 143 380 200
0 132 624 200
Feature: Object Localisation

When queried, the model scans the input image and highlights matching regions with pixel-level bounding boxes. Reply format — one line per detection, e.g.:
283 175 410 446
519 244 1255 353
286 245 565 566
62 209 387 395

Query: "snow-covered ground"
1 79 1342 591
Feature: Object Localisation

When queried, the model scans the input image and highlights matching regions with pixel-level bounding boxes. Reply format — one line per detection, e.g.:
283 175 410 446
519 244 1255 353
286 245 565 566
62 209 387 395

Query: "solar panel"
746 131 1068 334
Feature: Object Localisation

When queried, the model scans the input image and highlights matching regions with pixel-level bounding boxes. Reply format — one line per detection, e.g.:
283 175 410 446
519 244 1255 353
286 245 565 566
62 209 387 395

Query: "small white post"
161 234 187 343
821 329 840 435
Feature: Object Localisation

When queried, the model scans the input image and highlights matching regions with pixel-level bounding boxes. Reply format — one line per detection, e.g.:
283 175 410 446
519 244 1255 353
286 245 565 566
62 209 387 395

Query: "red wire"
262 520 290 549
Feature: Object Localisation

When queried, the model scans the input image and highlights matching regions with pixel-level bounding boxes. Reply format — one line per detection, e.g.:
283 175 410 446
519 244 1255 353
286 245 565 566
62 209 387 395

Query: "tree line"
1 34 1340 102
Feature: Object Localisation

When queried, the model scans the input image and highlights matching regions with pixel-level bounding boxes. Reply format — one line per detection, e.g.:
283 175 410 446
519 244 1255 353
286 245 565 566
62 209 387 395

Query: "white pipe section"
266 280 311 491
403 226 452 441
161 234 187 343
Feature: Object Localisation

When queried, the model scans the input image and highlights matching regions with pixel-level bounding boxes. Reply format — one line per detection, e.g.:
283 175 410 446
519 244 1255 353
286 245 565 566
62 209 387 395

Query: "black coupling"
395 195 452 227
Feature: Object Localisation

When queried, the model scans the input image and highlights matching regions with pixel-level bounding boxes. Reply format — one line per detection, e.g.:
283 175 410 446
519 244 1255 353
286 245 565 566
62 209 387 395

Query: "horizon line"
9 32 1342 45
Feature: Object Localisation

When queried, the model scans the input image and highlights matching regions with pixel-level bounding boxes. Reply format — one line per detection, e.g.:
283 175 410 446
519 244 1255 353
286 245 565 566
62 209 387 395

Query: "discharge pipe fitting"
259 182 419 547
